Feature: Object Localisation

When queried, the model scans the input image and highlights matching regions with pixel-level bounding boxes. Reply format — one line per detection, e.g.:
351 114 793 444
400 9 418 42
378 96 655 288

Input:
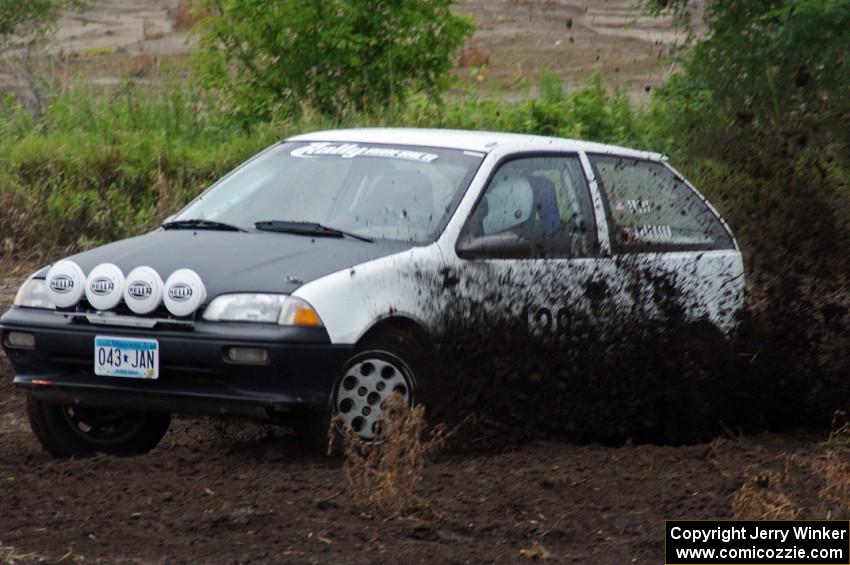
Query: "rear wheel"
26 394 171 457
297 328 434 454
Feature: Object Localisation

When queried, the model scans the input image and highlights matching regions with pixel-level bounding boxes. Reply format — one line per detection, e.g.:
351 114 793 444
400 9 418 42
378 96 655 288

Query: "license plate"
94 336 159 379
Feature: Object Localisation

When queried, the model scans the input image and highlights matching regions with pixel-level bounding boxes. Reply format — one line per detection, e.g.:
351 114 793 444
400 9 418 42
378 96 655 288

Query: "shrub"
0 78 289 258
638 3 850 393
190 0 475 122
337 394 449 517
640 0 850 170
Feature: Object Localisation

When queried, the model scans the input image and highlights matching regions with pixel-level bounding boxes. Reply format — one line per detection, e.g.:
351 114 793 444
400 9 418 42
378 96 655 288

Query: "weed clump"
733 414 850 520
791 451 850 518
336 394 449 518
732 469 801 520
167 1 203 30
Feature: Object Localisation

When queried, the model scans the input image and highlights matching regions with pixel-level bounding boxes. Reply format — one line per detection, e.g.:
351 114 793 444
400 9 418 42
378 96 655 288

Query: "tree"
639 0 850 304
191 0 475 121
0 0 91 51
641 0 850 158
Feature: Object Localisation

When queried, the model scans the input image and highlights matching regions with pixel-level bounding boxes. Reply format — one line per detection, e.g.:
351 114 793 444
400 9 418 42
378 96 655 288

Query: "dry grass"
731 468 801 520
457 43 490 68
827 410 850 445
128 52 160 78
167 1 205 30
336 394 450 518
789 451 850 517
0 542 52 563
151 160 176 221
732 411 850 520
786 413 850 518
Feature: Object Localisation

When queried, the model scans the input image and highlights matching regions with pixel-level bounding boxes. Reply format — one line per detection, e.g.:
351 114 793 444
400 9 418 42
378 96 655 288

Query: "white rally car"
2 129 743 456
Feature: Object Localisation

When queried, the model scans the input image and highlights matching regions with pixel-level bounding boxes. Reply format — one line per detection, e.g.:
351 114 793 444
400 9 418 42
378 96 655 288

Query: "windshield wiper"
162 219 246 232
254 220 373 243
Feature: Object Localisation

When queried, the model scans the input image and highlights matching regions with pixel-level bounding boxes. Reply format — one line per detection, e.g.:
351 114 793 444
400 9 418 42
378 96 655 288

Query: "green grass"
0 72 648 260
2 68 848 292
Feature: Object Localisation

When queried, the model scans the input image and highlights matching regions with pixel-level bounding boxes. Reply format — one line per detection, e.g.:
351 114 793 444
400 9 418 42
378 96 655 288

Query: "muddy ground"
0 361 835 564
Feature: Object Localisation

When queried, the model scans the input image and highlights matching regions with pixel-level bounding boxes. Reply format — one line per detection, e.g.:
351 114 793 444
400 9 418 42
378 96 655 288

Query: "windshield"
174 141 484 243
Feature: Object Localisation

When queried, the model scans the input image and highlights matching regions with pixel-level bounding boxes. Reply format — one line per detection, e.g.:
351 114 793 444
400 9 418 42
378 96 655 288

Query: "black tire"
26 394 171 457
296 328 436 454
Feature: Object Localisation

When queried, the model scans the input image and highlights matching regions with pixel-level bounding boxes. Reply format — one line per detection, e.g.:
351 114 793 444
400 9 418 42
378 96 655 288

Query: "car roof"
287 128 664 161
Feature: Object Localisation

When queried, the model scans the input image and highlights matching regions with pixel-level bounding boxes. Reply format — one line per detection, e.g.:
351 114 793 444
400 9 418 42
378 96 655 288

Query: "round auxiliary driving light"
163 269 207 317
45 260 86 308
124 266 164 315
85 263 126 311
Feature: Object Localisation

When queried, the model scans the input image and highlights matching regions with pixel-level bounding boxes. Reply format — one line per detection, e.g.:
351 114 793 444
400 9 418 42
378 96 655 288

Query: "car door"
441 152 604 339
584 154 744 331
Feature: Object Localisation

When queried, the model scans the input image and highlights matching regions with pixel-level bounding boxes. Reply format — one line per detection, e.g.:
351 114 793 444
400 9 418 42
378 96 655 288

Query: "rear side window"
589 155 734 252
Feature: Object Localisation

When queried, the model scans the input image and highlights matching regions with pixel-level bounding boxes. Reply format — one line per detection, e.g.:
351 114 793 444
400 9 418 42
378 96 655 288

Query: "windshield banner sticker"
291 142 439 163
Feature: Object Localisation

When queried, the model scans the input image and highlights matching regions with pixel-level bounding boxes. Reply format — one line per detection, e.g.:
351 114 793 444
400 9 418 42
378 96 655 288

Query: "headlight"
278 296 323 327
203 294 285 323
202 294 323 327
13 277 56 310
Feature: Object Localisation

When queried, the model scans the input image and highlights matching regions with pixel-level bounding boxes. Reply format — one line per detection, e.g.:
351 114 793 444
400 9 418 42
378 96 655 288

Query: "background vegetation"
0 0 848 304
191 0 475 121
0 0 90 50
0 69 647 258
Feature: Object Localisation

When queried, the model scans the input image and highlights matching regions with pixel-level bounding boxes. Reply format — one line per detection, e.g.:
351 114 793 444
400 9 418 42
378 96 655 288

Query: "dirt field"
0 268 822 563
0 360 835 564
454 0 696 99
1 2 838 564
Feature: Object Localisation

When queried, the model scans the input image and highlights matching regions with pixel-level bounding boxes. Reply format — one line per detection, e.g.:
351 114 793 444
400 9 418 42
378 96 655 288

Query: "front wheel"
297 329 434 453
26 394 171 457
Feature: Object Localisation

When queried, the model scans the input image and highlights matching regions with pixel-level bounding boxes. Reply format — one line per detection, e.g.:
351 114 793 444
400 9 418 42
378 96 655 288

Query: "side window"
458 155 598 258
589 155 734 252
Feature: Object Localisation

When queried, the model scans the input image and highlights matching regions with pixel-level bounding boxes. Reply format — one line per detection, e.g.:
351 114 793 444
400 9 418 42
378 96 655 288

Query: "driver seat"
528 175 561 230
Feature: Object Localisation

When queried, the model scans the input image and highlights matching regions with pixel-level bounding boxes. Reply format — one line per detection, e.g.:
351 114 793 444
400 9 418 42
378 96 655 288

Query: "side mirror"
456 233 533 259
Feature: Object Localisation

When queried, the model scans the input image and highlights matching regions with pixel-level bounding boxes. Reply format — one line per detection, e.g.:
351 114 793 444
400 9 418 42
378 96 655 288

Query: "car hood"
57 230 413 298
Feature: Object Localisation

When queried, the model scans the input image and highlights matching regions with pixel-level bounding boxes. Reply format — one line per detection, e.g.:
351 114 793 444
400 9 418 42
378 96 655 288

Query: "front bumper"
1 307 353 418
